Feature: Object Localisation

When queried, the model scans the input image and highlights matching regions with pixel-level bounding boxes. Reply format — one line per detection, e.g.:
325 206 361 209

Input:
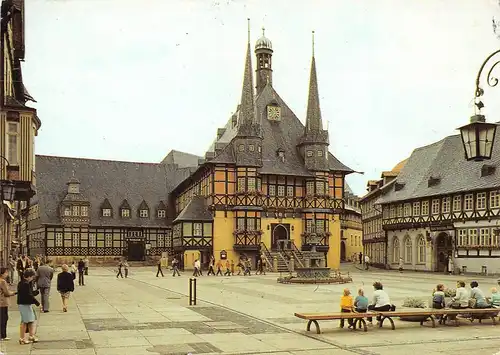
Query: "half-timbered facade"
26 151 200 264
340 184 362 262
360 160 406 268
169 28 354 270
0 0 41 263
377 131 500 274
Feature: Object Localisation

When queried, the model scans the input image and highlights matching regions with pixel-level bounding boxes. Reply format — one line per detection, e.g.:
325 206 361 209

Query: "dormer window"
249 144 255 152
121 209 130 218
72 205 80 216
307 150 313 157
317 150 323 157
81 206 88 217
102 208 111 217
140 209 149 218
238 144 245 152
63 206 71 216
157 210 166 218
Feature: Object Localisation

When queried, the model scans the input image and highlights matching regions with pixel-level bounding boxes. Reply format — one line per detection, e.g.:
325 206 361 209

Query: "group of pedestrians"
0 259 79 345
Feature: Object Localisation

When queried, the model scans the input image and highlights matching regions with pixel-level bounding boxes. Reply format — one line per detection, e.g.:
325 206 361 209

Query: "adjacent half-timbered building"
340 184 362 262
377 131 500 274
170 28 354 270
360 160 406 268
0 0 41 263
26 151 200 264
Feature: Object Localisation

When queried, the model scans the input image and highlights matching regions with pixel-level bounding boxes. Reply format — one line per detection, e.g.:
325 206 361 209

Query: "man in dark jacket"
77 259 85 286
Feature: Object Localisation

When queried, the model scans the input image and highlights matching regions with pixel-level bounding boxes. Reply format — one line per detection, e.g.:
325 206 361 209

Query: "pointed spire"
238 18 256 131
305 30 323 132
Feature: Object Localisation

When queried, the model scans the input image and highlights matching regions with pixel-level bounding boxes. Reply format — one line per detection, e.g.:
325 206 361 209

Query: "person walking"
123 260 129 278
172 258 181 277
207 257 215 276
16 255 27 282
364 254 370 270
0 267 16 340
83 257 89 275
56 265 75 313
215 260 223 276
36 261 53 313
8 256 15 285
398 257 404 273
116 260 124 278
156 258 164 277
17 269 39 344
70 261 77 279
77 259 85 286
224 260 231 276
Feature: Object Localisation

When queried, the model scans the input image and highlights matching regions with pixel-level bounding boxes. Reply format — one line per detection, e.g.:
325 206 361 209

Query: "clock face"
267 105 281 121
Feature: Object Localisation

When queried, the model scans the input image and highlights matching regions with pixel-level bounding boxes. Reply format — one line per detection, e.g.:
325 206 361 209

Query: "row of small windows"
101 208 166 219
364 218 382 235
63 205 89 217
457 228 500 247
305 219 328 233
238 144 262 153
236 217 261 231
350 235 361 247
386 191 500 219
306 150 324 157
52 232 169 248
237 178 328 196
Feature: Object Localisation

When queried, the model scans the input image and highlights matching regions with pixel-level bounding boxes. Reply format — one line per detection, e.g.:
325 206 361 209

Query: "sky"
22 0 500 196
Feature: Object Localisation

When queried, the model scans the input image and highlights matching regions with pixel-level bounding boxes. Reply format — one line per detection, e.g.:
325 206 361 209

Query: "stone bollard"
273 256 278 272
289 258 295 273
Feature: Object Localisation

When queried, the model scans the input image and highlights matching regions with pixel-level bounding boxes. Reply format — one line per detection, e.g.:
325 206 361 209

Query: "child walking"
339 288 354 329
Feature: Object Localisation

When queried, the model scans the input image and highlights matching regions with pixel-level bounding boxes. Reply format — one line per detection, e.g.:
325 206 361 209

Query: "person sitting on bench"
470 281 490 308
448 281 469 309
339 288 354 329
367 281 392 326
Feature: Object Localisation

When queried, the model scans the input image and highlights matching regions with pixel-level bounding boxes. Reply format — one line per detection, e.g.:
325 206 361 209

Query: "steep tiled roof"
377 128 500 204
207 84 353 175
173 196 213 222
160 150 202 169
35 155 171 227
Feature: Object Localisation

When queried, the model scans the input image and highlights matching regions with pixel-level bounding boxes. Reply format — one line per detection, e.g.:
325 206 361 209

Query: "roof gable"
377 128 500 204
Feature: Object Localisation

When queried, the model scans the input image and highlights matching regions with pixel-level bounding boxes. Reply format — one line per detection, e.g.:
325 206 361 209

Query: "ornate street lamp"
0 181 15 202
0 156 15 202
459 15 500 161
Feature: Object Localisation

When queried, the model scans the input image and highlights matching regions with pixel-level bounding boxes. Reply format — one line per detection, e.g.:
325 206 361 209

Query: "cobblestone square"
2 266 500 354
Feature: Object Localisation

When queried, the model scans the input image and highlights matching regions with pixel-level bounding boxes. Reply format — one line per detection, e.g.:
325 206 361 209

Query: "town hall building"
26 25 354 269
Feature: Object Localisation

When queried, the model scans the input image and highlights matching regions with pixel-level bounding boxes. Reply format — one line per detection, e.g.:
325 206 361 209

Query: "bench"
439 308 499 327
376 308 499 330
294 312 372 333
295 308 499 333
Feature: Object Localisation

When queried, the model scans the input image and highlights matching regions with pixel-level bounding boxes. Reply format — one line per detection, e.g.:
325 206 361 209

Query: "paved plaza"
2 266 500 355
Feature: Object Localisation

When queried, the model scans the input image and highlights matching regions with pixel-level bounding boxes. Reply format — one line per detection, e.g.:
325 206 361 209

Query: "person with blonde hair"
56 264 74 312
490 287 500 308
354 288 368 313
339 288 354 329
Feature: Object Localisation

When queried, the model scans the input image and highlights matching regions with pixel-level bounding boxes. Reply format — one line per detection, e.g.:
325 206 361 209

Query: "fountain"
277 233 352 284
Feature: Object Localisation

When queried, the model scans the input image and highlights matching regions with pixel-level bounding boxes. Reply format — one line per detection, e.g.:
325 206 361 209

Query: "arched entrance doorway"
272 224 289 250
340 241 346 261
436 232 453 272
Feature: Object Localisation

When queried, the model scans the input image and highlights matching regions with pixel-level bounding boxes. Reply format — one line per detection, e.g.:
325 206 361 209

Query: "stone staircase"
268 251 290 273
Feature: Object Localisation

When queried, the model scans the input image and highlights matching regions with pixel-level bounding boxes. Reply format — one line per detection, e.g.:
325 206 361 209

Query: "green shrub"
444 288 456 297
402 297 426 308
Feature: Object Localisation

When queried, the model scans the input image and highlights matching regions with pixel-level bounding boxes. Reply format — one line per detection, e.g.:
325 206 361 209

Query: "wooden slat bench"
294 312 372 333
377 308 499 330
295 308 499 333
440 308 499 326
